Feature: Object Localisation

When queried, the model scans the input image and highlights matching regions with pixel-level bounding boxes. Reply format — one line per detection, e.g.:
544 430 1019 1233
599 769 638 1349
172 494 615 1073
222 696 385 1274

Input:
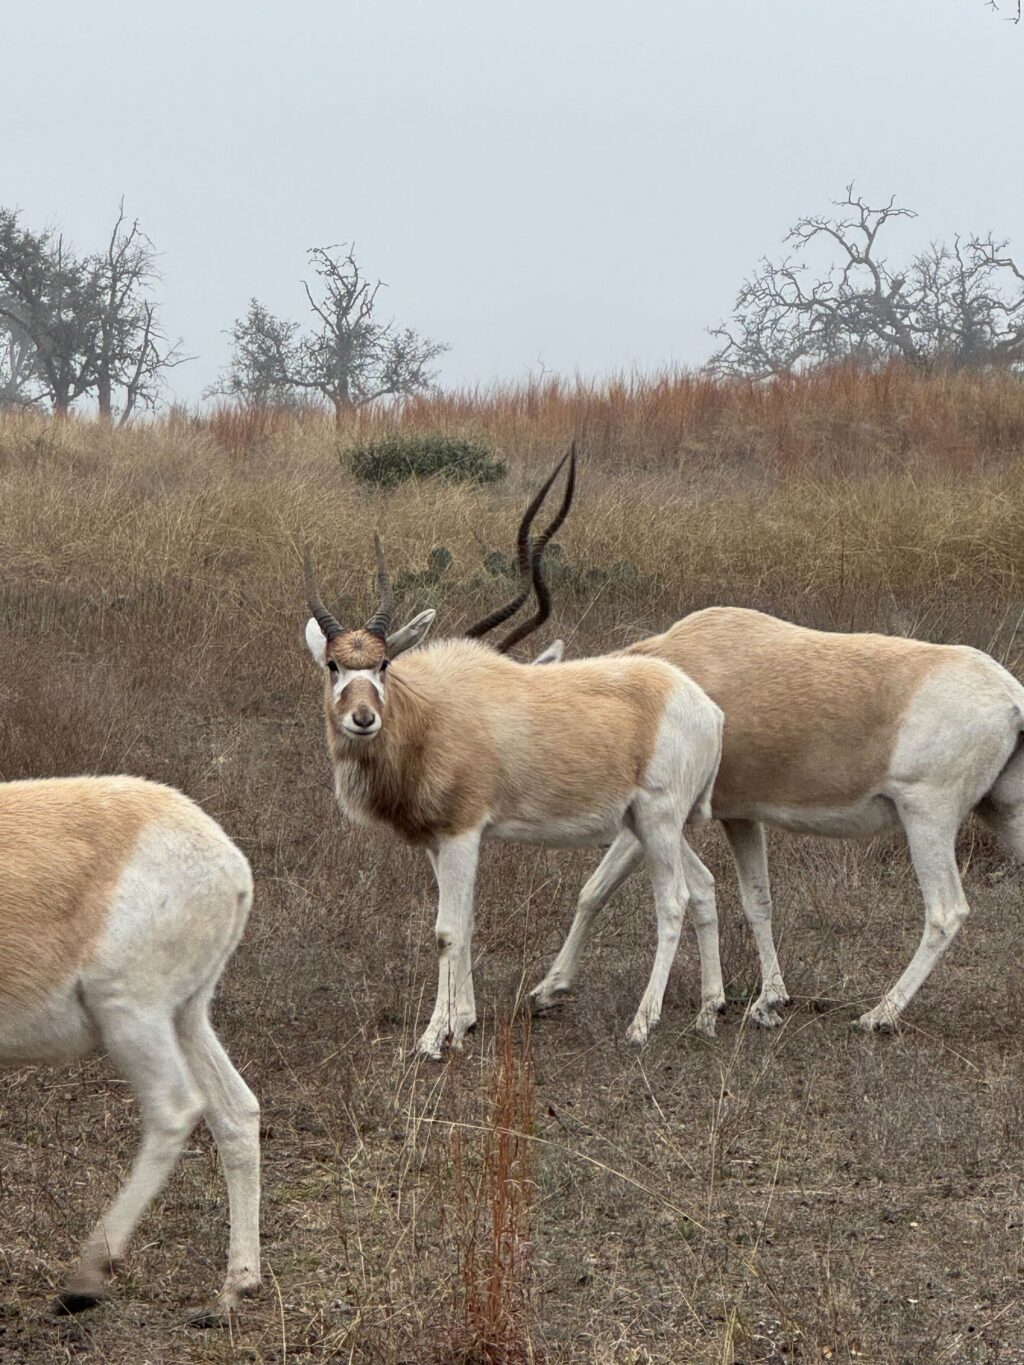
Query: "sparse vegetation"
443 1020 537 1364
4 366 1024 1362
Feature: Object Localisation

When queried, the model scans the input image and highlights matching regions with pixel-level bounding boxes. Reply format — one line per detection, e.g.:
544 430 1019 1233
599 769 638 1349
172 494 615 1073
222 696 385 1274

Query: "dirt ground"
5 747 1024 1363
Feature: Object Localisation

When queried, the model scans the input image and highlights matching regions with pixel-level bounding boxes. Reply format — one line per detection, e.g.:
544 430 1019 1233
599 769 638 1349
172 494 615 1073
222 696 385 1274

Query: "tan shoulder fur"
327 639 686 840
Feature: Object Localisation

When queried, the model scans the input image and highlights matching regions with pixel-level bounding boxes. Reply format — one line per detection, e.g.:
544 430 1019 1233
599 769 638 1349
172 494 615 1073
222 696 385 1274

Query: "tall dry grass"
383 363 1024 479
151 363 1024 478
4 366 1024 702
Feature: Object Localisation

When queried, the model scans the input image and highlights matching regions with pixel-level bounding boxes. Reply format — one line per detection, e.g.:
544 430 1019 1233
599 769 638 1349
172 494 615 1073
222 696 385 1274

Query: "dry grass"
3 369 1024 1363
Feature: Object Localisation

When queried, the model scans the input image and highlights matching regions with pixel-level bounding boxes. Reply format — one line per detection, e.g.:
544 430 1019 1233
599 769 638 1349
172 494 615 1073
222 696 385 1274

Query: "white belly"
487 807 627 849
726 794 899 839
0 979 99 1067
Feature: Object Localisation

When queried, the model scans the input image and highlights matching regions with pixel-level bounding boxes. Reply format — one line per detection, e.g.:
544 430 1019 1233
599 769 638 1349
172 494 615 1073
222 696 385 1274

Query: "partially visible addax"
533 608 1024 1032
303 452 726 1056
0 777 260 1319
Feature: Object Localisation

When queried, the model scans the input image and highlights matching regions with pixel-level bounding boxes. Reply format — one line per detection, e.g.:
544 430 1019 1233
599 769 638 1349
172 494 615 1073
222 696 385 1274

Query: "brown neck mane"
326 662 443 845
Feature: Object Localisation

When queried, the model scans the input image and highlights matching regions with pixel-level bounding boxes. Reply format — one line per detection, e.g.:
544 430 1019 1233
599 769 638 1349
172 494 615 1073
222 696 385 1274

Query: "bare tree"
986 0 1021 21
708 188 1024 377
0 204 184 421
91 202 187 424
213 245 448 422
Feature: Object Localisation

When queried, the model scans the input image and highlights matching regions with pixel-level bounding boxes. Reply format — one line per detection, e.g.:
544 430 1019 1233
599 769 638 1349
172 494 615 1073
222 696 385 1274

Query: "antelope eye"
327 660 339 676
379 659 390 675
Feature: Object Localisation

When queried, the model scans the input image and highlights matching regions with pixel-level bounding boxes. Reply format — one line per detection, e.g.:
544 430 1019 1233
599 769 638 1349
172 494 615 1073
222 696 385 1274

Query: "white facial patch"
332 667 386 703
304 621 386 702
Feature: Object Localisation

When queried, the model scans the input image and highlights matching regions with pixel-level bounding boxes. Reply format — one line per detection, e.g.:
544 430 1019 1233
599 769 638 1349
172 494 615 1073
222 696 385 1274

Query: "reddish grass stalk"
443 1017 538 1365
198 362 1024 480
207 402 307 457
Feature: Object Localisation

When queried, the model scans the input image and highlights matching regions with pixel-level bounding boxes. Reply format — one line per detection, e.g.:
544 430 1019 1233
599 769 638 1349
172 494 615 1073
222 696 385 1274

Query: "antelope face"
303 534 405 746
306 623 390 742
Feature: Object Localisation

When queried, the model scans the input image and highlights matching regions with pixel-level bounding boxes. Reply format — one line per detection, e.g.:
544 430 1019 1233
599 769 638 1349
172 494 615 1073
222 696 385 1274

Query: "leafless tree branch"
708 188 1024 376
214 243 448 421
0 202 186 418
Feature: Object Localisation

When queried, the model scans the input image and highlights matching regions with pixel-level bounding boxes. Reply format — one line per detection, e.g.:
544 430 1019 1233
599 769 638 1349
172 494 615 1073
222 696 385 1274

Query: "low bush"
346 433 506 487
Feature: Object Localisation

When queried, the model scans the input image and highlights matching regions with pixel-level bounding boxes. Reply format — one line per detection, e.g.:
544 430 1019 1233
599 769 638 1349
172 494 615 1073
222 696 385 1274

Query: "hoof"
693 997 724 1039
416 1019 474 1060
447 1018 476 1053
856 997 903 1033
416 1020 450 1059
210 1276 262 1319
624 1026 648 1049
54 1291 102 1316
530 984 570 1015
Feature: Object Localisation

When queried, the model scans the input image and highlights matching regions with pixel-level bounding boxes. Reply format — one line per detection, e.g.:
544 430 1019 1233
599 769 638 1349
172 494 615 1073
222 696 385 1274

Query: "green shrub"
345 434 506 488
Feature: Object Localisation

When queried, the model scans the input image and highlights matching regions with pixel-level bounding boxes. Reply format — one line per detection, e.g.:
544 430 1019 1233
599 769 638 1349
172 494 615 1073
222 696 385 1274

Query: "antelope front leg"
417 830 482 1060
425 846 476 1030
722 818 790 1026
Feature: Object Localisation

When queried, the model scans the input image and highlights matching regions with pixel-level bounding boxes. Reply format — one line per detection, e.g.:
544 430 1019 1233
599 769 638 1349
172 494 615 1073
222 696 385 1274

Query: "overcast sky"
3 0 1021 404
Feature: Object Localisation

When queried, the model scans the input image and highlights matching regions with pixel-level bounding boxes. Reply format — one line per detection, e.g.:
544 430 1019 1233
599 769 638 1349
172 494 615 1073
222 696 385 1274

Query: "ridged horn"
303 544 344 641
496 444 576 653
464 449 572 641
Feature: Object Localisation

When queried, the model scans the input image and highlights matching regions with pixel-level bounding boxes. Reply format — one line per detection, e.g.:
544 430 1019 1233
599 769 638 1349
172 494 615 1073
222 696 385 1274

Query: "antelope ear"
532 639 565 665
305 617 328 668
386 609 436 658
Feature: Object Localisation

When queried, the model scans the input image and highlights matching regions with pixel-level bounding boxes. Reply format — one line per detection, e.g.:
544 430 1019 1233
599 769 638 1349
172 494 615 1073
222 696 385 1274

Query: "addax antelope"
303 453 725 1057
0 777 260 1318
531 609 1024 1032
